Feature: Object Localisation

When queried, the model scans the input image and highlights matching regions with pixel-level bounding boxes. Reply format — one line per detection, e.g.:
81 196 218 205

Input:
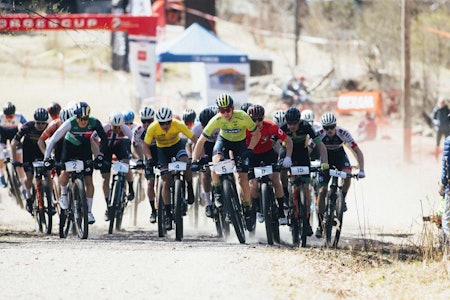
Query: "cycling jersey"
0 112 27 145
189 122 219 144
40 119 62 141
203 109 256 142
144 119 194 148
246 119 287 154
14 121 47 163
317 126 358 151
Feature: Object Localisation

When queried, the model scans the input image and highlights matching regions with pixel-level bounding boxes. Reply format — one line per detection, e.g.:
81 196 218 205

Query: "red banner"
0 14 158 36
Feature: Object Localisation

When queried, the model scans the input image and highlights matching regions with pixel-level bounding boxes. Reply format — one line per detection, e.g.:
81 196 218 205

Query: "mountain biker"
44 102 108 224
188 106 219 218
123 109 137 130
191 93 261 231
11 108 49 213
131 106 158 223
142 107 197 230
99 112 134 221
284 107 329 237
0 101 27 189
47 102 61 121
246 104 293 225
314 112 365 238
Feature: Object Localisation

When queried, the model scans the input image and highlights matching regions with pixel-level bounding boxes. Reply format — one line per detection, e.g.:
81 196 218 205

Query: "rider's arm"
10 137 19 162
94 119 108 156
350 144 364 170
192 135 207 162
45 121 72 159
247 128 261 150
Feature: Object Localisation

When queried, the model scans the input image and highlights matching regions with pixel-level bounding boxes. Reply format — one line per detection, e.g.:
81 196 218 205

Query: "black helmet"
182 108 196 123
247 105 265 119
199 107 216 127
47 102 61 117
3 102 15 116
240 102 253 113
285 107 301 122
34 107 49 122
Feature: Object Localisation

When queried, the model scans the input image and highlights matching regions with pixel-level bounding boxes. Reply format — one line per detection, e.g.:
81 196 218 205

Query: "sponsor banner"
336 91 382 115
129 35 157 101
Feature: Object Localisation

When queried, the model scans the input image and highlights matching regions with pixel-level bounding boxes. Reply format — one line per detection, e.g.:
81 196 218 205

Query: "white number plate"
290 166 309 175
168 161 187 171
213 159 235 175
329 169 347 179
254 166 273 178
32 161 45 168
65 160 84 172
112 161 129 173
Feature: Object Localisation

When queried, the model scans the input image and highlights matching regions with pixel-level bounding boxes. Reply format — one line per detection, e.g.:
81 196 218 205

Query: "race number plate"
65 160 84 172
112 161 129 173
213 159 235 175
329 169 347 178
254 166 273 178
32 161 45 168
168 161 187 171
290 166 309 175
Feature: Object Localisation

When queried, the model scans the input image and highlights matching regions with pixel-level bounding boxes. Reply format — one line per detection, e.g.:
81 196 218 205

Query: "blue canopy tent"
156 23 249 106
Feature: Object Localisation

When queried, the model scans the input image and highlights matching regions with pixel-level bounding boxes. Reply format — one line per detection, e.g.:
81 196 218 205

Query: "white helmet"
301 109 315 124
60 108 74 122
139 106 155 119
321 112 337 126
155 107 173 123
273 110 286 126
110 112 124 126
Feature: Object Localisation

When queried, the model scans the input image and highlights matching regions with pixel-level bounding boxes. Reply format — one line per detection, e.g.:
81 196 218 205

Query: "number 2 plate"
65 160 84 172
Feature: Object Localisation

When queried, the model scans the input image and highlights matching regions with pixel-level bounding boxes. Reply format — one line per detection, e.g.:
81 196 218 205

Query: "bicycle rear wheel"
38 183 53 234
157 181 166 237
222 178 245 244
174 179 184 241
6 163 24 208
72 178 88 239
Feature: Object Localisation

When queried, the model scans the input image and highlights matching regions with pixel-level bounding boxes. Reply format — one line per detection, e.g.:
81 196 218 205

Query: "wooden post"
402 0 412 163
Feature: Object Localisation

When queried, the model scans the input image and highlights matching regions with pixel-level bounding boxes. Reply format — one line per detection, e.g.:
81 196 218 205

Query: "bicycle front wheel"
38 182 53 234
324 188 344 248
6 163 24 208
262 182 275 245
174 179 184 241
298 184 309 248
108 179 124 234
132 173 143 226
72 178 88 239
157 181 166 237
222 178 245 244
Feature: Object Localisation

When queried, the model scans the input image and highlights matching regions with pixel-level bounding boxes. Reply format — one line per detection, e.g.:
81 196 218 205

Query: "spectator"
432 98 450 149
356 112 377 142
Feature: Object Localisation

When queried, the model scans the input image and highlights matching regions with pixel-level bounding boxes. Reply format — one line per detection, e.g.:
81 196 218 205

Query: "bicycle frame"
30 161 54 234
107 161 130 234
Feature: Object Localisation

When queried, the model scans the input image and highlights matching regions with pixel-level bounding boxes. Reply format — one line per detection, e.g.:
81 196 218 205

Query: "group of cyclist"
1 92 365 238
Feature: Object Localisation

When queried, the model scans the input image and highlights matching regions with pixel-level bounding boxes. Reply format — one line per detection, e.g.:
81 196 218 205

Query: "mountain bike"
58 159 92 239
212 158 246 244
251 163 281 245
322 167 359 248
189 171 202 228
1 147 24 209
107 161 131 234
155 158 188 241
288 164 321 247
29 161 54 234
129 159 145 226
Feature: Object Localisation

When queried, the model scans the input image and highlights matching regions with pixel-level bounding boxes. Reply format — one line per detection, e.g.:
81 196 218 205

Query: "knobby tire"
157 182 166 237
73 178 88 239
222 178 245 244
262 183 274 245
174 179 183 241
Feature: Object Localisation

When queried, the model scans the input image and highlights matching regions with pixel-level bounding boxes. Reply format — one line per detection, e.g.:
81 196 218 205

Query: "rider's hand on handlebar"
44 158 54 170
320 162 329 171
357 169 365 179
241 148 254 160
94 155 104 169
282 156 292 168
12 160 21 167
190 162 201 172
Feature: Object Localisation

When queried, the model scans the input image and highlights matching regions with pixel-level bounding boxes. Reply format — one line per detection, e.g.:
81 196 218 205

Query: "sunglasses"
287 120 298 126
36 121 47 126
219 107 232 114
125 122 134 125
142 119 153 124
252 117 263 122
5 115 14 119
323 125 336 130
78 116 89 122
159 120 172 126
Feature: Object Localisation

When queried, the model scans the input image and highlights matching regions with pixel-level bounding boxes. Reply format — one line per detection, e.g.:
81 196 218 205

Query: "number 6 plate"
254 166 273 178
65 160 84 172
213 159 235 174
290 166 309 175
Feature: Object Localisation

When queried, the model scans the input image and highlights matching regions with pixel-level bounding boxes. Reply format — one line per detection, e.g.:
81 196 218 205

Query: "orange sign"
336 91 382 115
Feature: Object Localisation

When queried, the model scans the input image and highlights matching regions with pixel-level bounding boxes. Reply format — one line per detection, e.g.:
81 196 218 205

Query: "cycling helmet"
182 108 196 123
47 102 61 117
123 109 135 123
74 102 90 118
3 102 16 116
155 107 173 123
272 110 286 126
139 106 155 119
199 107 216 127
321 112 337 126
301 109 315 124
208 105 219 115
110 112 124 127
60 108 74 122
285 107 301 122
247 105 265 119
216 93 233 108
240 102 253 113
34 107 49 122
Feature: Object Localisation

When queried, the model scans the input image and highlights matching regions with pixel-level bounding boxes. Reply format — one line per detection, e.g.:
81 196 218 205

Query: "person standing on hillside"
439 135 450 246
432 99 450 151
